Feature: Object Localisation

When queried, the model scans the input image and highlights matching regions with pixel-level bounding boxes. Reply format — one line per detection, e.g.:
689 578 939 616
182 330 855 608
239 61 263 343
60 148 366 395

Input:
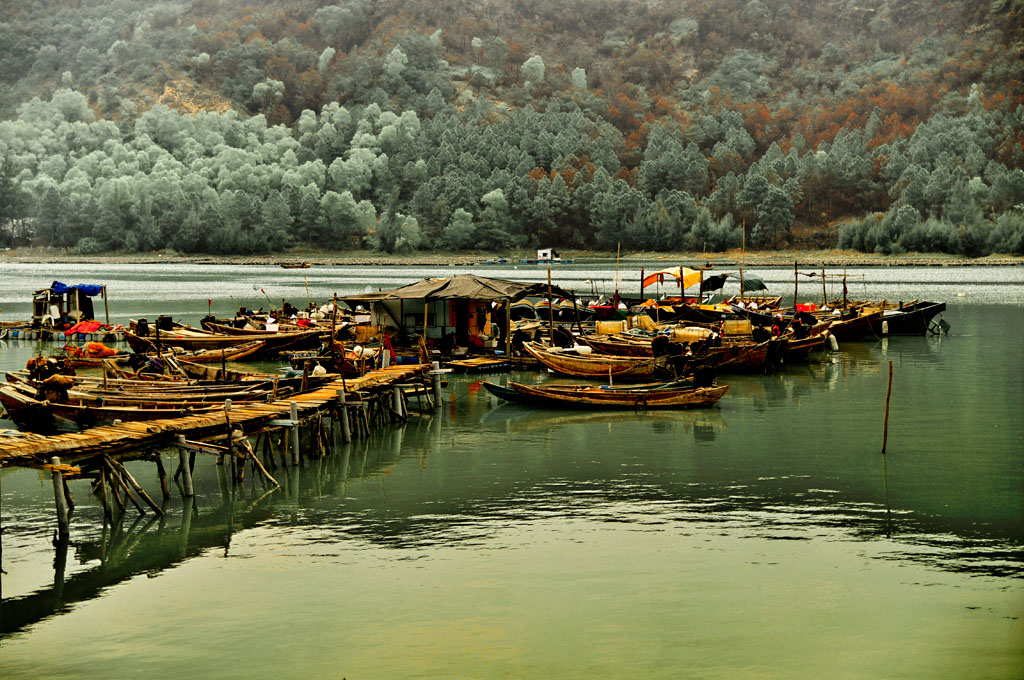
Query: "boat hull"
483 381 728 409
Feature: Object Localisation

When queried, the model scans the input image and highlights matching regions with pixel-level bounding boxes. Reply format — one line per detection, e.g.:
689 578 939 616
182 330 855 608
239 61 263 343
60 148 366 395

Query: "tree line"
0 1 1022 255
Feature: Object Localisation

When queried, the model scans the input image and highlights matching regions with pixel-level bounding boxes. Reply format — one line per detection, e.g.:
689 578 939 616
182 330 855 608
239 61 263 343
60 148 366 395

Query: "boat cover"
50 282 104 296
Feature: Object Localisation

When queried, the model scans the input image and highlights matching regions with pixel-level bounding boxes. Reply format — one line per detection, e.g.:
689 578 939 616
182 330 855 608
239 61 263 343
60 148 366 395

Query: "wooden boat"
523 341 667 381
125 327 321 354
482 380 728 409
783 331 829 362
819 308 883 342
581 333 781 373
446 357 514 373
581 334 655 357
872 301 947 336
280 262 312 269
0 382 225 432
59 340 267 367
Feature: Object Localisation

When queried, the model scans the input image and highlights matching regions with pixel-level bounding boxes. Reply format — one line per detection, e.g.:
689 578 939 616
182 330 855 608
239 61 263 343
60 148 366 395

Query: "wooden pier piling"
176 435 195 497
289 401 300 466
51 456 70 542
337 389 352 443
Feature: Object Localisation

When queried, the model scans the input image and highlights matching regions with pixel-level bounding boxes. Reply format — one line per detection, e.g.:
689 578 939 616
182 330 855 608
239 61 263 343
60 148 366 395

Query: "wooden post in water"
176 435 194 497
290 401 300 466
393 386 405 421
51 457 70 542
337 388 352 443
431 360 442 406
821 264 827 307
882 360 893 454
224 399 235 479
155 455 170 501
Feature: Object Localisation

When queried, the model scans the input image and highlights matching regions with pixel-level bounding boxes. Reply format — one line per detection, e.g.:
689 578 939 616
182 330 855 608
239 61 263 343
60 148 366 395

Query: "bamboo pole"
821 264 827 307
793 261 798 309
740 222 746 303
614 242 620 308
882 360 893 454
547 266 554 344
505 298 512 358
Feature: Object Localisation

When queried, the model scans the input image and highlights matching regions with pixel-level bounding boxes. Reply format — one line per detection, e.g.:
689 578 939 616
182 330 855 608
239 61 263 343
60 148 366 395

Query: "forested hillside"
1 0 1022 256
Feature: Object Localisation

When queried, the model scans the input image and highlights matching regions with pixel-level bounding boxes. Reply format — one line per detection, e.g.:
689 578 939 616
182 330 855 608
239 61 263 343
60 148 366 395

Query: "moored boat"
482 380 728 409
872 301 948 335
523 341 671 381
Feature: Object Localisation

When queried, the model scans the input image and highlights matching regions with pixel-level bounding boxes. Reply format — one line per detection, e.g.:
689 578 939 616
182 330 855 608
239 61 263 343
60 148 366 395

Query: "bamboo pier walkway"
0 364 431 469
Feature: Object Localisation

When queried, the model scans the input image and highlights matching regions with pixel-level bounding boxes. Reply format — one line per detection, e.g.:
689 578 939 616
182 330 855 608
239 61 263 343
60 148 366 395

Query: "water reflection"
480 403 727 442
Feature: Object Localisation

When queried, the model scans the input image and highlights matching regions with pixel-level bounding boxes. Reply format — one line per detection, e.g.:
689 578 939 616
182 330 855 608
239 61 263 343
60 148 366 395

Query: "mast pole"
793 262 798 310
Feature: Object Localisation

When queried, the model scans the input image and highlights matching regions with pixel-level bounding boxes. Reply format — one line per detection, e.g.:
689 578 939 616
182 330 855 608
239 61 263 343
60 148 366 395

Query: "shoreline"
1 248 1022 267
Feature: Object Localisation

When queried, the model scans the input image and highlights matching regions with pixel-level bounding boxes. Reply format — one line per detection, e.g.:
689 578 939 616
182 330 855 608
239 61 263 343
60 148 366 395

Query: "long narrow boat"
203 321 333 337
580 333 781 373
125 327 321 354
59 340 267 367
523 342 667 381
0 383 225 432
482 380 728 409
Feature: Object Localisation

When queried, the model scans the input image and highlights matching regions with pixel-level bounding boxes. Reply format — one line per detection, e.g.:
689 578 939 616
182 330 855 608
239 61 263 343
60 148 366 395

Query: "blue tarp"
51 281 104 297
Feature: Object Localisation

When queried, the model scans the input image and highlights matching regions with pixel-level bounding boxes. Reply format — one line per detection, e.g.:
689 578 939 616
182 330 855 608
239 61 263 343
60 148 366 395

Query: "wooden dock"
0 364 429 467
0 363 439 542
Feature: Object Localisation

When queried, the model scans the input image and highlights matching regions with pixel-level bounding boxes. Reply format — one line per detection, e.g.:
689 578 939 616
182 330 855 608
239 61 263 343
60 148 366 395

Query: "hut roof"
341 274 575 303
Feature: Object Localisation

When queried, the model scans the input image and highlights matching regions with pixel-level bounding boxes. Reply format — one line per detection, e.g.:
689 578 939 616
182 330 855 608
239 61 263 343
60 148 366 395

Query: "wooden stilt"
107 465 125 513
154 455 170 500
62 476 75 513
98 467 112 521
338 389 352 443
431 361 442 406
290 401 300 466
106 456 163 515
51 457 70 542
107 462 144 514
263 433 276 471
176 435 195 497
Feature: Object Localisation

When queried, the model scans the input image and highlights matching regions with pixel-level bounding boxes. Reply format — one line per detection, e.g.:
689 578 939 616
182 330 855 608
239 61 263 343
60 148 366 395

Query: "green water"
0 265 1022 678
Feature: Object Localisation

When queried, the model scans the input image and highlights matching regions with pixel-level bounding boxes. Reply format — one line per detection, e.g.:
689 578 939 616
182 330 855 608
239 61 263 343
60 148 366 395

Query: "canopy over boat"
699 273 767 293
642 267 703 291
